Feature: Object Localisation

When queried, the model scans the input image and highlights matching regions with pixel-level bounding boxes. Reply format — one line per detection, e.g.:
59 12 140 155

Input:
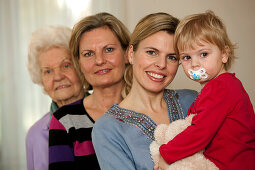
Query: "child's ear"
222 46 230 64
128 45 135 64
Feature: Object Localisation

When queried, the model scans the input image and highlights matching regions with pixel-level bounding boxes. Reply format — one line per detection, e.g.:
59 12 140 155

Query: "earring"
129 52 133 64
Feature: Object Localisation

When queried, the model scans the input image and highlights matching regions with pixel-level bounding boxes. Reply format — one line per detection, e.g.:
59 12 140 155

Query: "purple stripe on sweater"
49 145 74 164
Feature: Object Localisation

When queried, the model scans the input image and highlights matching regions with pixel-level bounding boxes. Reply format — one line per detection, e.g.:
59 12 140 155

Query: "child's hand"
154 163 159 170
158 155 169 170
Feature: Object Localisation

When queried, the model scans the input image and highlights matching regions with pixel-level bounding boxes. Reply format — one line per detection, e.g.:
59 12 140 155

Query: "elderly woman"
49 12 130 170
26 26 85 170
92 12 198 169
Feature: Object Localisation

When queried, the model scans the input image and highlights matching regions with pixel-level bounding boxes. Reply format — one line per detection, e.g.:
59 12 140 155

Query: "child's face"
179 41 228 87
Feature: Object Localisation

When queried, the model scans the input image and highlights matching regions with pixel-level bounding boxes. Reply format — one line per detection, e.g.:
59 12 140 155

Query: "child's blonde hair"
174 10 236 71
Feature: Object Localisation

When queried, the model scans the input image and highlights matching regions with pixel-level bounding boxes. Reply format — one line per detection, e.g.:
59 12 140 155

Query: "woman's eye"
105 48 114 53
84 51 93 57
167 55 177 61
201 52 208 57
44 69 52 75
146 50 156 55
63 63 70 69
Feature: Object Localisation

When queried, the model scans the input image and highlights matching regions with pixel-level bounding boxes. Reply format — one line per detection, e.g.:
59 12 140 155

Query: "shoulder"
93 104 156 141
201 73 241 97
175 89 198 98
199 73 245 103
165 89 198 101
51 102 94 131
53 101 85 120
94 107 122 131
92 110 125 149
207 73 240 90
165 89 198 116
93 106 129 138
26 112 50 141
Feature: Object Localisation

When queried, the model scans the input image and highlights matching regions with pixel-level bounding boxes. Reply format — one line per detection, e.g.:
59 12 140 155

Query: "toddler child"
158 10 255 170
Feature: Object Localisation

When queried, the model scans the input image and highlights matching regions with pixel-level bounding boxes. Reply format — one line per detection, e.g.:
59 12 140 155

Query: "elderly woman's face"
128 31 179 93
78 26 128 89
39 47 83 106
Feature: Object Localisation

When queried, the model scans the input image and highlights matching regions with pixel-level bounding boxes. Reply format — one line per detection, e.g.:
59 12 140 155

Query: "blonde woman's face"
129 31 179 93
78 26 128 89
39 47 84 106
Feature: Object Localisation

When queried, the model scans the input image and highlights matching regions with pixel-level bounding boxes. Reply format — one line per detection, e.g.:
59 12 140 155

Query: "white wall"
125 0 255 107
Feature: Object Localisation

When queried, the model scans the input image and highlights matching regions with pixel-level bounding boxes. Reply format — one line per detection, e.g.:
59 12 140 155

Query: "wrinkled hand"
158 155 169 170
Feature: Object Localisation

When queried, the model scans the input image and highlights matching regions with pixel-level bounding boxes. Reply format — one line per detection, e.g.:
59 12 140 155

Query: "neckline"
106 89 185 140
110 89 173 126
81 101 96 123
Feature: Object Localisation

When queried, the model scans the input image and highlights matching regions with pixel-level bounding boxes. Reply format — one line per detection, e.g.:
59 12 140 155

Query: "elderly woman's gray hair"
27 26 71 85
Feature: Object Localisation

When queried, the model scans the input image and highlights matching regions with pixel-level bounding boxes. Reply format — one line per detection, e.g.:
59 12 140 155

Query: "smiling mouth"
95 68 111 74
146 71 165 79
55 85 70 90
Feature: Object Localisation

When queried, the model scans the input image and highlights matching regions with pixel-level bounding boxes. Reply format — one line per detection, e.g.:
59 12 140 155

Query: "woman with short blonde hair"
49 12 130 170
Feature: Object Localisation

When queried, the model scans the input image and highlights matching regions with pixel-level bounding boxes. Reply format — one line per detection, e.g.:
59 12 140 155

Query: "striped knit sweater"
49 100 100 170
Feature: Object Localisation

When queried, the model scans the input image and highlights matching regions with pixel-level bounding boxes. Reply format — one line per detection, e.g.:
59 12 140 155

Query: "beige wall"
125 0 255 107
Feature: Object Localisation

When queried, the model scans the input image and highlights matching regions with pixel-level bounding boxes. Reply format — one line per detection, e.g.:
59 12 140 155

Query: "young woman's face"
39 47 84 106
79 26 127 89
179 41 228 87
129 31 179 93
